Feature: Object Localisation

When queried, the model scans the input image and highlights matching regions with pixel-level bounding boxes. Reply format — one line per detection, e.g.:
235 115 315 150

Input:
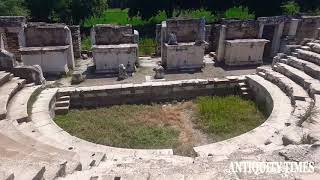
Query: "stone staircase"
238 81 250 98
55 95 71 115
0 71 84 179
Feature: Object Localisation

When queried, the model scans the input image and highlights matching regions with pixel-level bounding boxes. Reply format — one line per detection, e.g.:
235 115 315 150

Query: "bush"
224 6 255 20
282 1 300 16
139 38 156 56
81 36 91 51
0 0 28 16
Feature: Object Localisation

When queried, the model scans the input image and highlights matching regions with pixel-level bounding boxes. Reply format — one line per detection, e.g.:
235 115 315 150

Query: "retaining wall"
58 77 245 108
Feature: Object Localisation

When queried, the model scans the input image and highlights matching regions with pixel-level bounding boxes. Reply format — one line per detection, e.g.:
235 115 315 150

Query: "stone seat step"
306 42 320 54
0 77 26 120
19 120 105 170
7 85 42 124
286 56 320 80
56 100 70 107
0 160 45 180
300 46 311 51
55 106 70 115
57 96 70 101
238 82 246 87
257 67 309 103
0 71 12 87
295 49 320 66
30 89 107 169
273 63 320 95
0 120 82 174
0 170 14 180
301 95 320 142
0 132 71 179
240 87 248 91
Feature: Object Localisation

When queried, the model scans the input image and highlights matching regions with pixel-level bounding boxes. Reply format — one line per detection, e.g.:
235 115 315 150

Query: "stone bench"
0 71 12 86
30 88 106 169
273 63 320 95
20 46 71 74
0 120 81 174
7 85 42 123
296 49 320 66
257 67 310 103
286 56 320 80
92 44 138 73
0 77 26 120
0 132 70 179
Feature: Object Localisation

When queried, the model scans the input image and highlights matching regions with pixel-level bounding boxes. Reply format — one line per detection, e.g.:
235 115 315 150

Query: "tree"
0 0 28 16
26 0 107 24
25 0 57 22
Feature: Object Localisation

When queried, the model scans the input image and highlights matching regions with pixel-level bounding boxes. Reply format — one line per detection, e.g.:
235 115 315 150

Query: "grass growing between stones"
54 96 266 156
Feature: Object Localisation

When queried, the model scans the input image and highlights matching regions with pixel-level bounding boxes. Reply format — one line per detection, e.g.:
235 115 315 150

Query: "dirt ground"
54 56 271 87
136 101 214 156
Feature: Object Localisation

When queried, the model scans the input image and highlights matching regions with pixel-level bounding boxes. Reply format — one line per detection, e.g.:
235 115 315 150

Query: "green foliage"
54 105 179 149
282 1 301 15
81 36 91 51
224 6 255 20
0 0 28 16
195 96 266 140
179 9 217 23
25 0 107 24
139 38 156 56
83 9 166 28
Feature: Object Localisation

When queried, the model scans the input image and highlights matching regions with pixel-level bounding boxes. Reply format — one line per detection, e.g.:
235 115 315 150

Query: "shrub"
139 38 156 56
224 6 255 20
281 1 300 16
81 36 91 51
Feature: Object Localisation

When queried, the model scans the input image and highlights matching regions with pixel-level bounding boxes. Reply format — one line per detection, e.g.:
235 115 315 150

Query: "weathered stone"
118 64 128 80
167 33 178 45
0 49 15 69
91 24 138 73
282 127 307 145
224 39 269 66
153 65 165 79
11 65 45 85
20 23 75 74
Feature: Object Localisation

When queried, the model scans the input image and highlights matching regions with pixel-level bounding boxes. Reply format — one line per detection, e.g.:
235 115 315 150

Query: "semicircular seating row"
0 40 320 179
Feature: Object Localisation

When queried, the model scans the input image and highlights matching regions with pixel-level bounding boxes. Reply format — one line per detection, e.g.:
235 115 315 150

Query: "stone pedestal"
163 42 205 70
92 44 138 73
224 39 269 66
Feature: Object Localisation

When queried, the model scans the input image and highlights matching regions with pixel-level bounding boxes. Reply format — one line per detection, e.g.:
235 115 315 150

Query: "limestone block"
20 46 70 74
163 42 205 70
92 44 138 73
12 65 46 85
71 71 86 84
224 39 269 66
